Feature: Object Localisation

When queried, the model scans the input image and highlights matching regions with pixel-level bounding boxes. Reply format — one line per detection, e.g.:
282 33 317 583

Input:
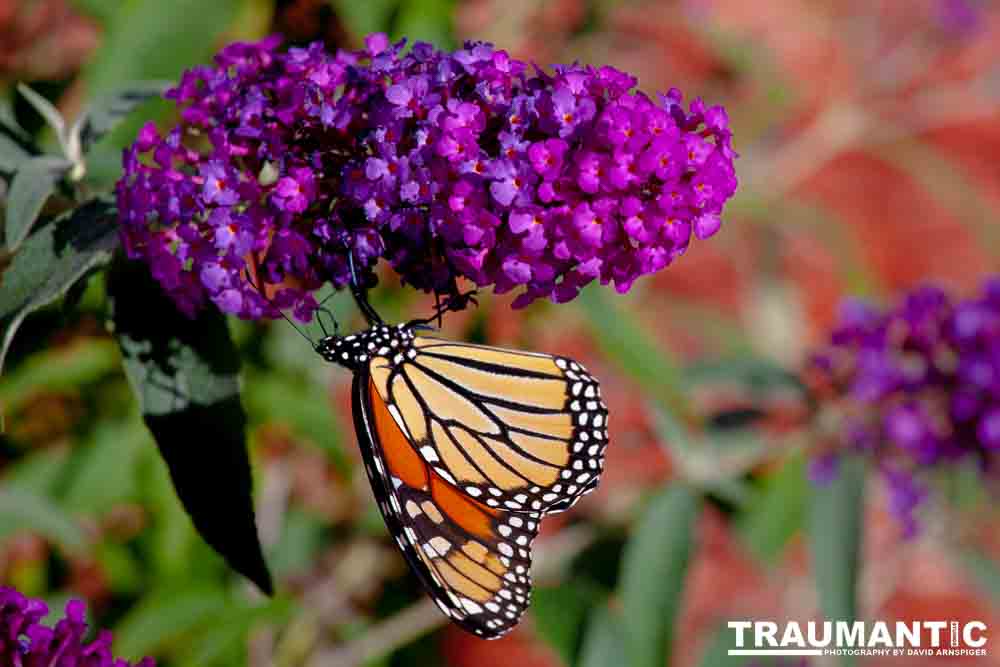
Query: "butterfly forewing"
368 337 609 514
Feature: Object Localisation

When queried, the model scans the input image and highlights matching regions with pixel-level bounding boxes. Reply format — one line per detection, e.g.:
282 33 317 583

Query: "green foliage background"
2 1 999 666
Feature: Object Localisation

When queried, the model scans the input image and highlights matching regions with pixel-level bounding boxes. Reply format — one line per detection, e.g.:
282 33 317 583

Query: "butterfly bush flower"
116 33 737 320
0 587 153 666
807 277 1000 536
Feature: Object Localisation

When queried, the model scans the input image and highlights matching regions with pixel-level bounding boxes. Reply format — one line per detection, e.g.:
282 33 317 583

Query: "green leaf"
16 84 66 141
576 287 688 415
75 81 171 154
81 0 240 185
96 542 144 594
684 356 806 394
0 338 120 416
109 258 272 595
331 0 398 38
579 605 626 667
0 133 33 172
5 156 71 249
62 419 147 513
698 624 753 667
959 551 1000 605
620 485 700 667
532 583 602 666
810 456 865 667
394 0 456 49
179 596 295 666
2 448 69 496
113 586 230 659
243 373 348 472
269 509 326 577
0 487 86 551
0 197 119 376
737 453 809 563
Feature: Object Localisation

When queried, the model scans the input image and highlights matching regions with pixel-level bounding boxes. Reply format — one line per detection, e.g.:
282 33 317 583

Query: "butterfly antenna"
245 272 316 346
347 251 384 326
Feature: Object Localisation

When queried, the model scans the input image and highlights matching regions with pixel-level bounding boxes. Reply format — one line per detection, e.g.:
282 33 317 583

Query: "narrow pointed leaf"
108 258 272 595
75 81 171 154
0 198 119 375
576 287 688 414
737 453 809 563
620 485 700 667
0 133 33 172
5 155 71 249
809 456 865 667
0 488 86 551
579 606 626 667
16 84 66 138
532 583 602 665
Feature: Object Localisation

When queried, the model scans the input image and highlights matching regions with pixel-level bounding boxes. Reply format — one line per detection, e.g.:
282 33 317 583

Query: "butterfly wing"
354 369 540 638
367 337 608 514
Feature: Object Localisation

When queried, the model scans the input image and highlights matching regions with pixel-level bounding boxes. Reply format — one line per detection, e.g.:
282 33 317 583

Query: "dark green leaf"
532 583 602 666
0 198 119 376
16 84 66 140
810 456 865 667
579 605 626 667
0 487 86 551
5 156 71 249
0 95 30 142
620 485 700 667
109 258 272 595
737 453 809 563
75 81 171 154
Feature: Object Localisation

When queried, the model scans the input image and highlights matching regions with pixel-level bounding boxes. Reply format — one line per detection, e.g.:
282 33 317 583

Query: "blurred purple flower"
935 0 984 37
0 587 153 667
117 34 738 320
808 277 1000 536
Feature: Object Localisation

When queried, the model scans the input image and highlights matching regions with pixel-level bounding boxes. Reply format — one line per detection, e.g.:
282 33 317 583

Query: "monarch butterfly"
302 283 609 639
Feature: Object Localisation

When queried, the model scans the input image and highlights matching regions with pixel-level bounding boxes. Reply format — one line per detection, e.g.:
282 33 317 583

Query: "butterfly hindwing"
367 337 609 514
353 370 540 638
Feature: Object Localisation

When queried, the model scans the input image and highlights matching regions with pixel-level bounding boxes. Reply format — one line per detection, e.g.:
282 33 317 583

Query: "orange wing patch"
370 378 427 489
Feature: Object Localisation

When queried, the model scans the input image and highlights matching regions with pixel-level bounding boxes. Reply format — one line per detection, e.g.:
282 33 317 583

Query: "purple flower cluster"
808 277 1000 536
116 34 737 320
0 587 153 667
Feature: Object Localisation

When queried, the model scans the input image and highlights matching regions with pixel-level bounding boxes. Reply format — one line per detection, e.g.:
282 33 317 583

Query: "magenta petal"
693 213 722 240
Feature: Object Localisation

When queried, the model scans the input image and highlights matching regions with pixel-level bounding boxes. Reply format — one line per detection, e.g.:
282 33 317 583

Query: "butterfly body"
318 320 608 637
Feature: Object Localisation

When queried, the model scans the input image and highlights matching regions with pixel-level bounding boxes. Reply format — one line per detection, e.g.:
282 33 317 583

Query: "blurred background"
2 0 1000 665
